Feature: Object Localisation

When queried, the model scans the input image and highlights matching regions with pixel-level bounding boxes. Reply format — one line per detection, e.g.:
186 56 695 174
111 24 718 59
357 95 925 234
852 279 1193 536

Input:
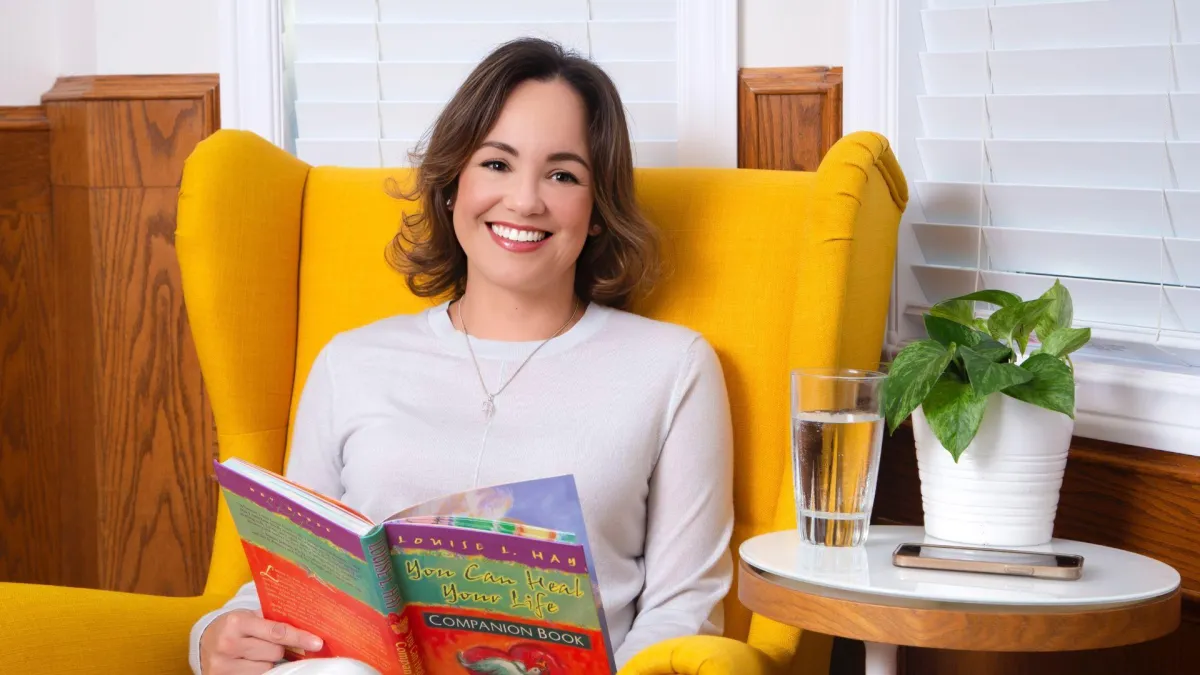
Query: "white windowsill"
1073 361 1200 456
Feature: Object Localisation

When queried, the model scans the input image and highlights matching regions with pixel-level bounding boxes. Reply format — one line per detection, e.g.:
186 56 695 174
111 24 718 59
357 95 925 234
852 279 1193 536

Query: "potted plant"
882 281 1091 547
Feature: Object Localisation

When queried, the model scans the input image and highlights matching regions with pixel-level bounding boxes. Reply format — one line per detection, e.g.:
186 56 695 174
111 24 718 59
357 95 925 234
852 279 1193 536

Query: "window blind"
285 0 679 168
895 0 1200 374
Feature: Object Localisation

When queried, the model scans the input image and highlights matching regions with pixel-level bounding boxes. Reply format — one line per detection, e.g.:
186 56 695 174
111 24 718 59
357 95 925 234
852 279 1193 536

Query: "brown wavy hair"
385 38 660 309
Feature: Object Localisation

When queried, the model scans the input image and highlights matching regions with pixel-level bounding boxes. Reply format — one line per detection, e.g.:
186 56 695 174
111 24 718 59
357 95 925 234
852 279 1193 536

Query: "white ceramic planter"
913 393 1074 547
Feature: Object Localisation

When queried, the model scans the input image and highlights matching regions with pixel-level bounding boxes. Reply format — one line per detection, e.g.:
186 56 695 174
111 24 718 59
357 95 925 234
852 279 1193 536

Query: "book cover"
214 459 614 675
388 475 615 671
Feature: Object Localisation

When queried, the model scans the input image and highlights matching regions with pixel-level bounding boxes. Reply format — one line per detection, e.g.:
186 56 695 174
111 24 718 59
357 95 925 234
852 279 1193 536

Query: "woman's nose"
503 173 546 216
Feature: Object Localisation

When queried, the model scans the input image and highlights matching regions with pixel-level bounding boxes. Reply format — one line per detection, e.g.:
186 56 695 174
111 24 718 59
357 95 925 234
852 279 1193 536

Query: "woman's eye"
481 160 508 171
550 170 580 184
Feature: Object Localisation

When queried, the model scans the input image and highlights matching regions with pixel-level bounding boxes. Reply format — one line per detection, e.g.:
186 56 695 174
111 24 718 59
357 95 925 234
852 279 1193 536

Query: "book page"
216 461 413 674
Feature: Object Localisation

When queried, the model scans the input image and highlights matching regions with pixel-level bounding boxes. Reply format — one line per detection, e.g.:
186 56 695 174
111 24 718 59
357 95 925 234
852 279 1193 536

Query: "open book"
214 459 615 675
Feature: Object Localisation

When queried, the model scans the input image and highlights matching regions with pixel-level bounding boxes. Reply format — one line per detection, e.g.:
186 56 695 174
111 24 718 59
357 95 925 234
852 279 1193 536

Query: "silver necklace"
458 298 581 420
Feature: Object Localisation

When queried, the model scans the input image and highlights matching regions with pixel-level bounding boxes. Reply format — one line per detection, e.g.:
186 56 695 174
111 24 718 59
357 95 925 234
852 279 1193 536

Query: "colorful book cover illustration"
214 459 614 675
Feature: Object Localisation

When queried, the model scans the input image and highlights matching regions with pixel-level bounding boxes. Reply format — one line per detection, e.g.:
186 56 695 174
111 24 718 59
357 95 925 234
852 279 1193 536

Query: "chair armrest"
0 582 225 675
618 635 778 675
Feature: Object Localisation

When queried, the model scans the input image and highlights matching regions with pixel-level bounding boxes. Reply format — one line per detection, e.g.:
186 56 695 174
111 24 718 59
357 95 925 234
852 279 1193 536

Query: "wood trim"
738 66 843 171
0 106 50 131
1064 436 1200 483
44 76 219 189
741 560 1180 652
16 76 221 596
42 74 221 103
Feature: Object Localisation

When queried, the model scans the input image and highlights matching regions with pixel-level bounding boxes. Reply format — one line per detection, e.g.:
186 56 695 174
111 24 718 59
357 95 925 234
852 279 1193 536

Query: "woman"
192 38 733 675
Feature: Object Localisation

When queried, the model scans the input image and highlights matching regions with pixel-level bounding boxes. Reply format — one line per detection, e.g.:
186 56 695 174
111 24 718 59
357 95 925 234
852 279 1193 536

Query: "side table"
739 526 1181 675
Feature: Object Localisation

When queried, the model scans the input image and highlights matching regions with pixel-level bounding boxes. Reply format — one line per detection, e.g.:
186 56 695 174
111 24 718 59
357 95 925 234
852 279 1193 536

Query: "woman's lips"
487 222 552 253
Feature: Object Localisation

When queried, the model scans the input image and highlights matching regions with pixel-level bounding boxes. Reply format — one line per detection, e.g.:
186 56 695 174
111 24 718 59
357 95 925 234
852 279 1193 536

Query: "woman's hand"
200 609 324 674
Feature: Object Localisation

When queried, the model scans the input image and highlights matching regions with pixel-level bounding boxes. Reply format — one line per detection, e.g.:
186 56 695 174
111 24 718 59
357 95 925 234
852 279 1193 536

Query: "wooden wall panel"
848 425 1200 675
88 186 216 593
0 107 61 586
738 67 842 171
52 186 101 590
22 74 221 596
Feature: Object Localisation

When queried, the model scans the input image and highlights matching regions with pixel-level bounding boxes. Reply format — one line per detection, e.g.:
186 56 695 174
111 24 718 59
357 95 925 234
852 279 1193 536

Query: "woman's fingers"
237 614 324 652
232 637 287 663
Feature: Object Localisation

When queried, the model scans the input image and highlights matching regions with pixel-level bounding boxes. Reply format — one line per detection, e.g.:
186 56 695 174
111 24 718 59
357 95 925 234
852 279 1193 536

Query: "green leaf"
1035 280 1074 342
1003 353 1076 418
1039 326 1091 358
929 299 975 326
932 290 1023 327
924 315 989 348
987 298 1052 354
882 340 957 434
973 339 1013 363
959 345 1033 398
923 374 990 462
943 289 1023 309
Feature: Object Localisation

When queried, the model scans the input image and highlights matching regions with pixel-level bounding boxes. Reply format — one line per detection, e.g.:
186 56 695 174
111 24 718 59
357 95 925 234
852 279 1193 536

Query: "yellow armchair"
0 129 905 675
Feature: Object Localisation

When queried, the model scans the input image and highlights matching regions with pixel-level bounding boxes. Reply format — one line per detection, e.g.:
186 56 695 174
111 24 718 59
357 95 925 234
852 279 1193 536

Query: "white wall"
0 0 218 106
739 0 846 67
0 1 69 105
93 0 218 76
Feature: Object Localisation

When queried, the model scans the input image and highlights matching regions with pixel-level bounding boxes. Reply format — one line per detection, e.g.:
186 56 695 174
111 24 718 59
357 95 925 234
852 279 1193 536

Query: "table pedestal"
864 642 898 675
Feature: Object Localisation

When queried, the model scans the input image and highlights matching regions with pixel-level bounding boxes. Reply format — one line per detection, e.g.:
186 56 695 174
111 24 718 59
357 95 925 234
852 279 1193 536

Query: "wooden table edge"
738 559 1181 652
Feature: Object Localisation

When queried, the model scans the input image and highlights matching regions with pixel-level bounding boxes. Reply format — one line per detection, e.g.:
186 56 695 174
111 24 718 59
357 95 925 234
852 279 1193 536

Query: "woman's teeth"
491 224 548 243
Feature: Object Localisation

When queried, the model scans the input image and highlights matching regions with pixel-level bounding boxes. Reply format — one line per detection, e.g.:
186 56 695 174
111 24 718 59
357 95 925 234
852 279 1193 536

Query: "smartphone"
892 542 1084 580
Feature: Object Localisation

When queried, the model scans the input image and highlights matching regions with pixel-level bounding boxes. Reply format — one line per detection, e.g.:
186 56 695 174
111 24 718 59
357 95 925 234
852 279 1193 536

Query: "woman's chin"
470 269 564 298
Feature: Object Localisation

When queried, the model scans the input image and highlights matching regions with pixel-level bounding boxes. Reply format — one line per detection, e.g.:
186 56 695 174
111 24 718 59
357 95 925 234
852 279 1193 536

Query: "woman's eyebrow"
480 140 590 170
480 140 519 155
548 151 590 170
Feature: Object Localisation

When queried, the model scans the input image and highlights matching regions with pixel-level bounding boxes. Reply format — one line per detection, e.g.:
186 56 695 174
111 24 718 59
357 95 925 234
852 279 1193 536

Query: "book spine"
362 528 425 675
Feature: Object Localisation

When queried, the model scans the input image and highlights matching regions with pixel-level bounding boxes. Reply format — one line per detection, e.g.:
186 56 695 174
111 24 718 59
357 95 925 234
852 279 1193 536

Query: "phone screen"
909 545 1078 567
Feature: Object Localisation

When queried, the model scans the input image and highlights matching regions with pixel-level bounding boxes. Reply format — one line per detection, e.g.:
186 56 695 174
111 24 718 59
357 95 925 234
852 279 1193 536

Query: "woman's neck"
452 282 583 342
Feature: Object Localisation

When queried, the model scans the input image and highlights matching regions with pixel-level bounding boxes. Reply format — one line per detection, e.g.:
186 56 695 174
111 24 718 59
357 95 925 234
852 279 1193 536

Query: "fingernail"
308 637 323 651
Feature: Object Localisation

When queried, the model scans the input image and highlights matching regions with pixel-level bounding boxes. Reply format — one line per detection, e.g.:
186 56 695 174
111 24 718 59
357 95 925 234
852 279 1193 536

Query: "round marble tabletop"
738 526 1182 675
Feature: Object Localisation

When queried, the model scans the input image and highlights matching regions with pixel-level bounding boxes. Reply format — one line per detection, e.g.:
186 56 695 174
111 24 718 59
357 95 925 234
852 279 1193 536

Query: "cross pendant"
482 396 495 420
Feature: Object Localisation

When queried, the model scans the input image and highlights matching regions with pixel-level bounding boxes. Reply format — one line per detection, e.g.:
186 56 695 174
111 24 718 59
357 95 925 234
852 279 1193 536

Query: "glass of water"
791 368 887 547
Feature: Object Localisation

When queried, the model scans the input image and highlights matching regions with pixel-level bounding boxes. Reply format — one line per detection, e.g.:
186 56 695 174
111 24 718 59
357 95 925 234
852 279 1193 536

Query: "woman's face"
452 77 595 300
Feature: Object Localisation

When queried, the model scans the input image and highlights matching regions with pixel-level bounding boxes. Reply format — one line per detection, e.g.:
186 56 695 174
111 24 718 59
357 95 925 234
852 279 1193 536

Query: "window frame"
215 0 738 167
844 0 1200 456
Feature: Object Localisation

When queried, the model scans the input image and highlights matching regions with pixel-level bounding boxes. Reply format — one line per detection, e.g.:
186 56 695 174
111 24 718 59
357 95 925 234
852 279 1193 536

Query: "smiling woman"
385 38 661 318
191 37 735 675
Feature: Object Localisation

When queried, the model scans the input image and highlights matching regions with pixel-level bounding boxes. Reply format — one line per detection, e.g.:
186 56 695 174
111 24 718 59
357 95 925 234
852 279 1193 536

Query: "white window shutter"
896 0 1200 373
286 0 680 168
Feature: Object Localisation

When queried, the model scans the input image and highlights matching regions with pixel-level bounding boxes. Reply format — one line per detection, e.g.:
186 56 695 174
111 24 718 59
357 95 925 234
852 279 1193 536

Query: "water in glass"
792 410 885 547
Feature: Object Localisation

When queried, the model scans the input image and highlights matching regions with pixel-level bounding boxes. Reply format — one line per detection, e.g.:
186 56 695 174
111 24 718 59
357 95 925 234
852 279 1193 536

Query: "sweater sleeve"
188 345 346 674
613 337 735 667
